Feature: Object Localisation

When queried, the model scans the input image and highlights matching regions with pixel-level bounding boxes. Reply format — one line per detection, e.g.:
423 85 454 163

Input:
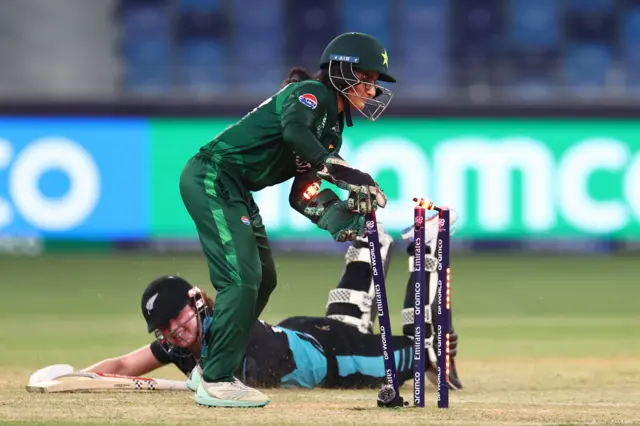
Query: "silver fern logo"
146 293 159 314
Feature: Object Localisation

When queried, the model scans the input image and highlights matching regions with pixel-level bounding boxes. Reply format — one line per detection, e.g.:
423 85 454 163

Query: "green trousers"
179 153 277 383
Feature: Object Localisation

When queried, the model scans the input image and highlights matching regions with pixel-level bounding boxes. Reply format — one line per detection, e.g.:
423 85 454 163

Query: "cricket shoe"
186 364 202 392
195 378 269 408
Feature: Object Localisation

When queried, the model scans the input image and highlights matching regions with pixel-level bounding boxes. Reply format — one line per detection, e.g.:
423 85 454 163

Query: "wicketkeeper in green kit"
179 32 396 408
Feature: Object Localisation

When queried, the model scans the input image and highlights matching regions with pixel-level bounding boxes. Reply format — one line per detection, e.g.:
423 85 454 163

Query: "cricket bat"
26 371 189 393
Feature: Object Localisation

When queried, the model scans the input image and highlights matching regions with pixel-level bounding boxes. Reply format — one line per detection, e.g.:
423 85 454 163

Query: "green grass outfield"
0 251 638 425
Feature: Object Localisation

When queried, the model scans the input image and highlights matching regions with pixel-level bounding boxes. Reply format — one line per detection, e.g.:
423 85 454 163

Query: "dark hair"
281 66 332 89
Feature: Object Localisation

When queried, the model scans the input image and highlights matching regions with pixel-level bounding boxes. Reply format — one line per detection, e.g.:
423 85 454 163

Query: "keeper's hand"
347 187 387 215
316 155 386 214
304 192 366 242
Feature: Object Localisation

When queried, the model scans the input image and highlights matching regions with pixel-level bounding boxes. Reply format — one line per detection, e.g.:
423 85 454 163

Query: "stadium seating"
116 0 633 100
398 0 448 97
120 0 172 93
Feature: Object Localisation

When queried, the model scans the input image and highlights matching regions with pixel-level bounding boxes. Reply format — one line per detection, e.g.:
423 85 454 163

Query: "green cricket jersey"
200 80 344 192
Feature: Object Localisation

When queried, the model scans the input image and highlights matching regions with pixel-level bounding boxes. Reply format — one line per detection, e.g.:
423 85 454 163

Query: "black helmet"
141 275 211 359
141 275 194 332
320 32 396 122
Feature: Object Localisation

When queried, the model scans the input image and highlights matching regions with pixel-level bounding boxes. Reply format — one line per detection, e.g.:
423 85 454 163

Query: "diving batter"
82 223 463 394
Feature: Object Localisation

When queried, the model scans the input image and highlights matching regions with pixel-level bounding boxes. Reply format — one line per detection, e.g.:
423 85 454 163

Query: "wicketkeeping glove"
319 201 366 242
347 188 388 215
316 155 387 214
303 189 366 242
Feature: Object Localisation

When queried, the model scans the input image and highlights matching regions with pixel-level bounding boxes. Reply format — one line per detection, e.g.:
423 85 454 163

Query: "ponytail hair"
281 66 334 89
281 67 313 88
198 289 215 311
188 286 215 312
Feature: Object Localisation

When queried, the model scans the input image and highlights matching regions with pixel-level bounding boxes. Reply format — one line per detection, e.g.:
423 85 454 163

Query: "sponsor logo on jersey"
316 113 327 137
299 93 318 109
241 216 250 226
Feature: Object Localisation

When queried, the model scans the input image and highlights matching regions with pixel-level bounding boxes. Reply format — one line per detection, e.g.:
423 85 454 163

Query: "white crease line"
460 400 638 408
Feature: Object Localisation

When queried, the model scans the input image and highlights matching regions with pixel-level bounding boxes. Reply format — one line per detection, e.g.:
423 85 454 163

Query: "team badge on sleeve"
241 216 251 226
299 93 318 109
